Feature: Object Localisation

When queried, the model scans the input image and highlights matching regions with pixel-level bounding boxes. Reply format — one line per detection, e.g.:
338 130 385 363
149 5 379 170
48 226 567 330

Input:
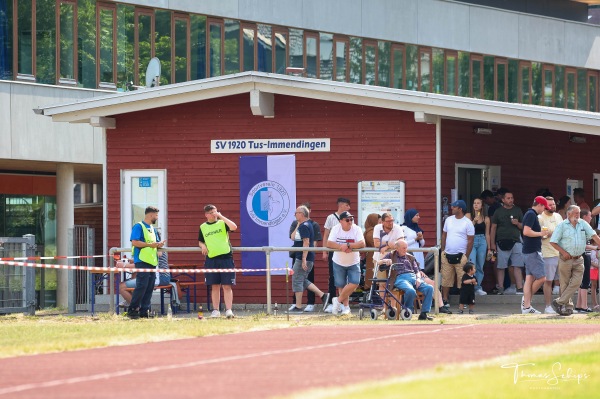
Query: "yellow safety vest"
138 222 158 266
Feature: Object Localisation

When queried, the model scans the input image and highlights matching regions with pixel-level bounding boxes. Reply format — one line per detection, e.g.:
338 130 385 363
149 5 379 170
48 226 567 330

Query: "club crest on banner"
246 180 290 227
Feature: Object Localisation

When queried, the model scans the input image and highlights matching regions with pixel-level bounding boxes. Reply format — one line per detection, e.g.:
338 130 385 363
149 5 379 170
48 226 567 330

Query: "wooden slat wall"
106 93 437 304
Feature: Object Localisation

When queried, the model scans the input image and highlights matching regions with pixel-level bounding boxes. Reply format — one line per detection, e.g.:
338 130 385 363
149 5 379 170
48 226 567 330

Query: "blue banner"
239 155 296 275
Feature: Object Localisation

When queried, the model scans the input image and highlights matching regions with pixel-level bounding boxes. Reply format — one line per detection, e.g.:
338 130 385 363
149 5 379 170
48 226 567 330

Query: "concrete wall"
0 81 106 165
119 0 600 70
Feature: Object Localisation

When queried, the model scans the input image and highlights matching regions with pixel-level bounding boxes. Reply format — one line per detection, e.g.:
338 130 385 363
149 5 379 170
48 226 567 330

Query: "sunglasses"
344 218 353 222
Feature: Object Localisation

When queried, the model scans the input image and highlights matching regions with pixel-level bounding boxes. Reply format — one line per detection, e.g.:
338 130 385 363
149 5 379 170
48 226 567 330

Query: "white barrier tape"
0 259 293 274
0 254 114 262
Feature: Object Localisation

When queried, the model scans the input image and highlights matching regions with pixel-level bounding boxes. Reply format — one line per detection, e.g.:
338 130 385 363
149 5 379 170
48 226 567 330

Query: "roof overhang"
35 71 600 136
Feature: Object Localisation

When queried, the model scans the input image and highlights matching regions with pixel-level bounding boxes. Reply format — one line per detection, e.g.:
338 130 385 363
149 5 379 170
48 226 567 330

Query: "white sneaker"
303 304 315 312
119 300 130 307
504 286 517 295
225 309 234 319
552 286 560 295
331 297 340 315
475 289 487 296
341 305 351 315
521 296 525 311
210 310 221 318
323 304 333 313
544 305 557 314
522 306 541 314
288 304 296 311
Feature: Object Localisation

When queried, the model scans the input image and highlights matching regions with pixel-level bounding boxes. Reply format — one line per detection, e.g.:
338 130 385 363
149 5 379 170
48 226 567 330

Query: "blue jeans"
393 272 433 313
469 234 487 291
129 262 156 313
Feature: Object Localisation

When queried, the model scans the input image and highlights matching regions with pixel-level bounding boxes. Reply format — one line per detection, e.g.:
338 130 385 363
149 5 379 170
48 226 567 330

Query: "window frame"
470 54 483 98
332 35 349 83
418 46 432 92
518 61 532 104
55 0 78 86
96 1 117 89
390 43 405 90
304 31 319 78
494 58 508 101
542 64 555 107
172 13 191 83
205 18 224 77
134 7 155 86
240 22 257 72
362 39 378 85
444 50 458 96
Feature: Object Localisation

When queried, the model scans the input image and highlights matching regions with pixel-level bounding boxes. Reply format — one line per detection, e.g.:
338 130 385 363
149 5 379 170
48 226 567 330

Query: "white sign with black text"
211 138 330 153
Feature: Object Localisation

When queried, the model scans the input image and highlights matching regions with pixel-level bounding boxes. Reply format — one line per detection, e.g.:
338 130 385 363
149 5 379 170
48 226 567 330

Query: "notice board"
357 181 405 231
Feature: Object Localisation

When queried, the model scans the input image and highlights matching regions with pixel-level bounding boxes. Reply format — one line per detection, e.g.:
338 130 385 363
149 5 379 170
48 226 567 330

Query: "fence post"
265 247 272 315
109 254 115 315
433 247 440 314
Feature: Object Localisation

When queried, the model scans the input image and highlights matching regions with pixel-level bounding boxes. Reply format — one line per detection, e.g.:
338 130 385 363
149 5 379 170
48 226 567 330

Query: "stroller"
358 258 413 320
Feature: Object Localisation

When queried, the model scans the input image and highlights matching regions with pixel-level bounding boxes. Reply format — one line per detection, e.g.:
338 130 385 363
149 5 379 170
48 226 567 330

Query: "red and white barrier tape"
0 254 115 261
0 259 294 274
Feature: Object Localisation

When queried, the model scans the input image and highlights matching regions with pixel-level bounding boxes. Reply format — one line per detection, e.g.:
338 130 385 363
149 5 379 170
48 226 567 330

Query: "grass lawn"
1 310 599 359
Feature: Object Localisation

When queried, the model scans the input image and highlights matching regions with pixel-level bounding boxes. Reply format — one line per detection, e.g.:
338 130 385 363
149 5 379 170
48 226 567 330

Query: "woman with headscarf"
363 213 381 290
401 209 425 268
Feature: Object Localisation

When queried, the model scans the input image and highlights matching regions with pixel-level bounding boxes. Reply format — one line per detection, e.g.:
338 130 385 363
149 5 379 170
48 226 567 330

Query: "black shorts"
459 289 475 305
204 257 236 286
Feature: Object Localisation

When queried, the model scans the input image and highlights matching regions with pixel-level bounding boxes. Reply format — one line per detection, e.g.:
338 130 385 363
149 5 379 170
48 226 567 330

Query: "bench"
179 281 205 313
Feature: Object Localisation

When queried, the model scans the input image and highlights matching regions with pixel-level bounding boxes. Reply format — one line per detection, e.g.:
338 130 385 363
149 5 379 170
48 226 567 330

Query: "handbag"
445 252 463 264
497 239 516 251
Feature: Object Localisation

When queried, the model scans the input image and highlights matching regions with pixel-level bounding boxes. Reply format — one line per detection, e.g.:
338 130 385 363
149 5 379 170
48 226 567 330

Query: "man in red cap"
520 196 551 314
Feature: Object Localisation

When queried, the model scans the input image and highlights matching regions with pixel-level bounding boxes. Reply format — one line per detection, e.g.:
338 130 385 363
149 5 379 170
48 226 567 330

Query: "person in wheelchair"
380 239 434 320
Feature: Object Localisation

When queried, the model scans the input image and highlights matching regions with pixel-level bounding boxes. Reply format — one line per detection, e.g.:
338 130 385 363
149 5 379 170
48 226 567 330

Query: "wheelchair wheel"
401 307 412 320
370 309 378 320
385 306 397 320
359 308 364 320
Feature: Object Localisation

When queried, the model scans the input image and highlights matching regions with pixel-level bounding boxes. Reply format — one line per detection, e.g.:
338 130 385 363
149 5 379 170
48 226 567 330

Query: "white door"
121 170 167 254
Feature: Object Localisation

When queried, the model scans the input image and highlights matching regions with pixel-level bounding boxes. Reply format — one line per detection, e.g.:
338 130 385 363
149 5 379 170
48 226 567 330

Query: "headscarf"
363 213 380 247
403 208 423 233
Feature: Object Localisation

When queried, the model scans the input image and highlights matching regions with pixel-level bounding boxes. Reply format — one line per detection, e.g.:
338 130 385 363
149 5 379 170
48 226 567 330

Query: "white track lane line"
0 324 475 396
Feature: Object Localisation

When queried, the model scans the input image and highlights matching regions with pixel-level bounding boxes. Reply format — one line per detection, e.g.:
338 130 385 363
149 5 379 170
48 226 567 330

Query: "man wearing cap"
550 205 600 315
322 197 351 312
326 211 365 315
441 200 474 307
520 196 552 314
490 190 524 295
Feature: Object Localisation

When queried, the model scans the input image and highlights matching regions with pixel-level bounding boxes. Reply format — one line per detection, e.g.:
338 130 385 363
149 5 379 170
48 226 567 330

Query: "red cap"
534 196 551 210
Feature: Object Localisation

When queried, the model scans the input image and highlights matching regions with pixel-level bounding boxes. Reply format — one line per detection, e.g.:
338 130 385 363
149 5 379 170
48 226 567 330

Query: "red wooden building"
38 72 600 304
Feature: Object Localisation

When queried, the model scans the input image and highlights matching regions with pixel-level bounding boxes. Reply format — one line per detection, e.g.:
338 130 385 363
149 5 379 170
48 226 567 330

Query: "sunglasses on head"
344 218 353 222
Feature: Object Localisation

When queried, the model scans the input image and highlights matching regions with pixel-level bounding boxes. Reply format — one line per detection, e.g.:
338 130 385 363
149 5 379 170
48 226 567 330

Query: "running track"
0 324 597 398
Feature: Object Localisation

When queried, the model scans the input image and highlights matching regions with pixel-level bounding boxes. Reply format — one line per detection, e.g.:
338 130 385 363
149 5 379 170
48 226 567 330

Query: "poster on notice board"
357 181 405 231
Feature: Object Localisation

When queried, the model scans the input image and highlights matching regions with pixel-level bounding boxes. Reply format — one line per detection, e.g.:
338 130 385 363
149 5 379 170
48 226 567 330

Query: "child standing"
459 262 477 314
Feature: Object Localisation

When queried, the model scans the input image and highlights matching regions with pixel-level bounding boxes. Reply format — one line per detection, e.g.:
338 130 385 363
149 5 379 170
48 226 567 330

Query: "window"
256 23 272 73
445 51 457 95
224 19 239 75
419 47 431 92
155 9 171 85
588 72 598 112
565 68 576 109
207 19 223 77
531 62 543 105
273 27 288 74
495 58 507 102
391 44 404 89
363 40 377 85
378 41 390 87
305 32 318 78
0 0 13 79
14 0 34 80
57 0 77 85
554 65 564 108
289 28 303 70
470 54 483 99
319 32 333 80
577 69 587 111
240 23 256 72
483 56 494 100
542 64 554 107
173 14 190 83
519 61 532 104
190 14 206 80
432 48 443 94
97 2 116 88
349 37 362 84
457 51 469 97
117 3 135 89
333 35 348 82
35 0 55 85
405 44 418 91
135 8 154 86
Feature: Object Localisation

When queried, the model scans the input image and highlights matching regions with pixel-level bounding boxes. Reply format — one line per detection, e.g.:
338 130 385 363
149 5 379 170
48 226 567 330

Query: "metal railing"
108 246 440 315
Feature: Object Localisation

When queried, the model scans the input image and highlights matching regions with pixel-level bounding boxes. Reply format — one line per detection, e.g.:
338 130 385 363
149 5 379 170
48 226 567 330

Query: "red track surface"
0 324 596 398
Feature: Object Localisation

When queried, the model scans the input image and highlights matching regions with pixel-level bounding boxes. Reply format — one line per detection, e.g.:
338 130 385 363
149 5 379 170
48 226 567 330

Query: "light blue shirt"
550 219 596 256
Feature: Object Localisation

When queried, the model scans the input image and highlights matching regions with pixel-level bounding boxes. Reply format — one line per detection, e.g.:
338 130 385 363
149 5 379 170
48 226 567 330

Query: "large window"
207 19 222 77
57 0 76 85
240 23 255 72
432 48 443 94
35 0 55 85
363 40 377 85
519 61 532 104
305 32 318 78
565 68 576 109
224 19 239 75
273 27 288 74
542 64 554 107
378 41 390 87
483 56 494 100
577 69 587 111
256 23 272 73
155 9 171 85
495 58 507 102
289 28 303 70
319 32 333 80
15 0 34 79
135 8 154 86
588 72 598 112
391 44 404 89
445 51 457 95
419 47 431 92
0 0 12 79
349 37 362 84
470 54 483 99
173 14 190 83
405 44 418 91
190 14 206 80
